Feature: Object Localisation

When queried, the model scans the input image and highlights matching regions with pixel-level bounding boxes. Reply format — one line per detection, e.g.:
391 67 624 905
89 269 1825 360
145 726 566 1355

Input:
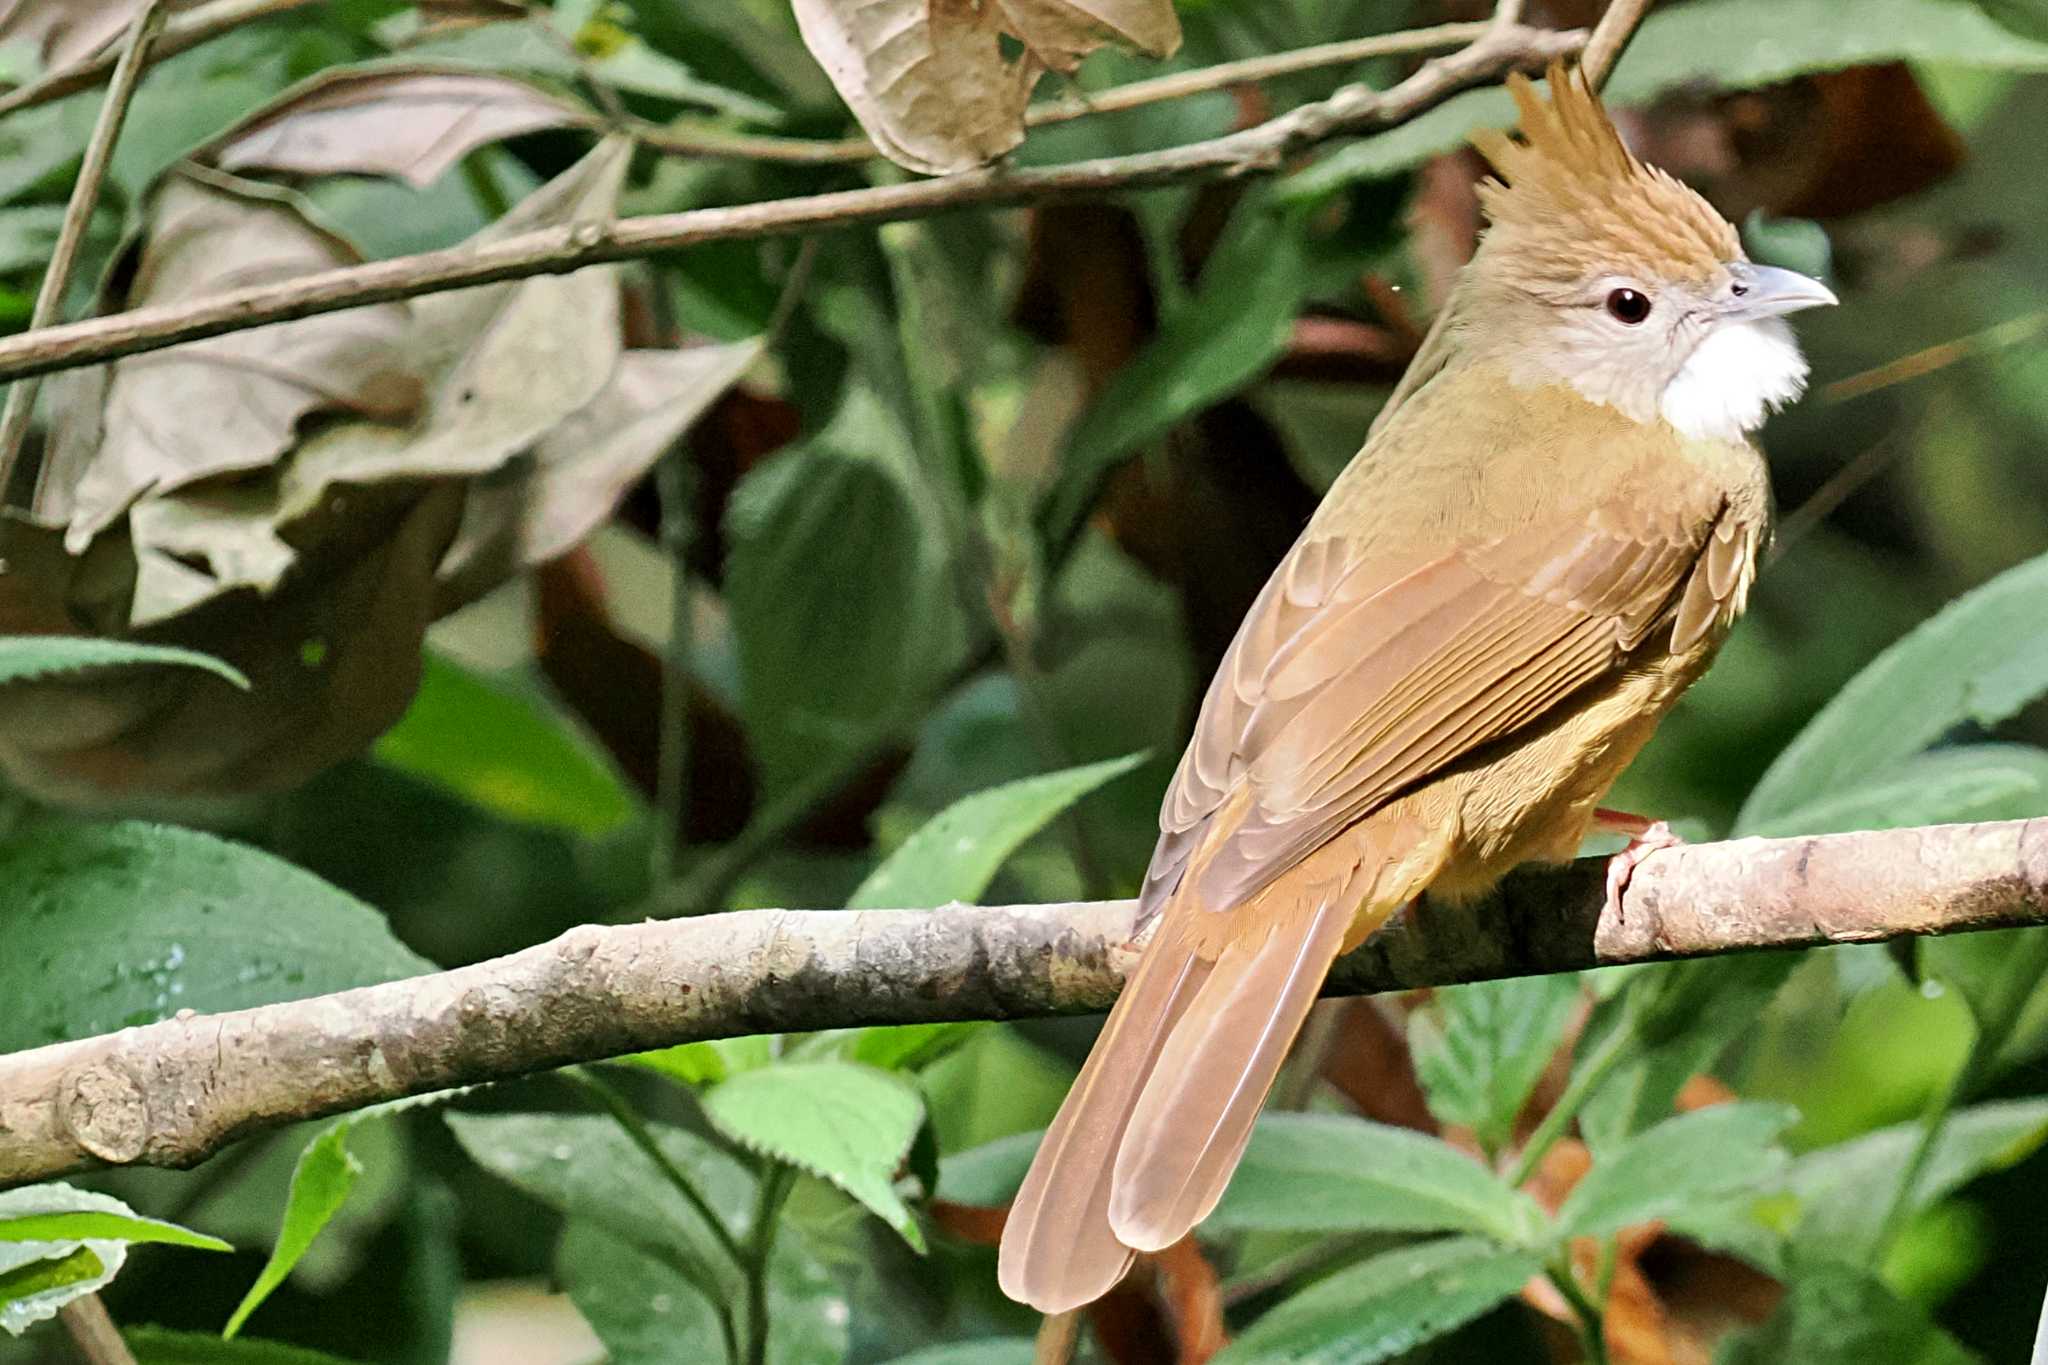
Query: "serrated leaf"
623 1035 776 1088
1743 743 2048 838
1716 1252 1979 1364
126 1326 365 1364
224 1120 364 1338
0 636 247 690
0 822 430 1050
558 1217 846 1365
1741 550 2048 829
702 1061 928 1251
1288 0 2048 198
1558 1103 1797 1241
1207 1114 1542 1245
445 1111 748 1288
851 752 1143 908
1409 974 1580 1156
1785 1099 2048 1259
1212 1236 1539 1365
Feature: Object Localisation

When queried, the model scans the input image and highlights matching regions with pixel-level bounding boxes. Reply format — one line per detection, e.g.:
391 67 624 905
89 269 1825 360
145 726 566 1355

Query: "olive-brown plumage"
998 63 1834 1313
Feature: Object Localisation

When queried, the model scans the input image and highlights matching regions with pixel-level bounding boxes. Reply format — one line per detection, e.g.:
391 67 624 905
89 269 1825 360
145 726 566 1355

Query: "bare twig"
1579 0 1654 90
1 819 2044 1188
0 21 1587 390
0 0 172 507
0 0 316 120
58 1295 138 1365
1822 310 2048 405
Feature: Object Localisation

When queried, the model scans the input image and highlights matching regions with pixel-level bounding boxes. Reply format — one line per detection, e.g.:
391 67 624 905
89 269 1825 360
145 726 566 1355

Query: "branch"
0 20 1586 389
0 0 318 120
1 820 2043 1188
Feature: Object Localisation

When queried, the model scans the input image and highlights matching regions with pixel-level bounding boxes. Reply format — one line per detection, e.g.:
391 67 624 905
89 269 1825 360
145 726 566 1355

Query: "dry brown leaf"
436 337 765 610
0 0 201 69
794 0 1178 174
209 65 595 189
41 173 422 551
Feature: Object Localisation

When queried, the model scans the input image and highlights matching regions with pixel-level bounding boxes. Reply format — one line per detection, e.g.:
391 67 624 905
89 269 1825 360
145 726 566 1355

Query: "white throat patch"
1660 317 1809 444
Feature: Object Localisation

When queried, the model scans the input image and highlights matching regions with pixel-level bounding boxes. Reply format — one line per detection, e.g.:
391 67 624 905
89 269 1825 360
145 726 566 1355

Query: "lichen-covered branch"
1 819 2043 1188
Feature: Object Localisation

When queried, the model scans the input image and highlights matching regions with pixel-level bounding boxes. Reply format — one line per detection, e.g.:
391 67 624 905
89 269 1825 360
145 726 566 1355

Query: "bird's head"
1458 62 1836 443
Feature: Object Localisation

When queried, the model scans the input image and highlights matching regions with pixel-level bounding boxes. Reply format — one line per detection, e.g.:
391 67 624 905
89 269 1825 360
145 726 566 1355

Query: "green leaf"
127 1326 365 1365
1207 1114 1542 1245
0 635 247 689
1212 1236 1539 1365
1558 1103 1797 1241
851 752 1144 909
624 1035 777 1087
1918 925 2048 1040
1045 190 1312 547
445 1111 748 1287
0 823 431 1050
1409 975 1580 1156
701 1061 929 1251
0 1247 108 1335
1288 0 2048 198
558 1217 846 1365
1785 1098 2048 1258
0 1185 153 1335
1973 0 2048 43
374 655 639 835
725 446 955 797
876 1342 1037 1365
1741 550 2048 829
224 1120 364 1338
934 1129 1042 1206
1743 743 2048 837
0 1208 226 1253
1716 1253 1979 1364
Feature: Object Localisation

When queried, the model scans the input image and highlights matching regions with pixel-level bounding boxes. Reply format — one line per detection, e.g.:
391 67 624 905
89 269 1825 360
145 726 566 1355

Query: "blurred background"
3 0 2048 1361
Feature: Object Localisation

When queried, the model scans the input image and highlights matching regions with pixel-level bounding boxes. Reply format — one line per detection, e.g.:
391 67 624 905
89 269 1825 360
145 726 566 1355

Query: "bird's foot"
1601 819 1683 924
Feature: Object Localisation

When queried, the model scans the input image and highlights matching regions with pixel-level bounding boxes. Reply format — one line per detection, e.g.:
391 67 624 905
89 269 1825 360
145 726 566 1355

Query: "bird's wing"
1140 479 1751 924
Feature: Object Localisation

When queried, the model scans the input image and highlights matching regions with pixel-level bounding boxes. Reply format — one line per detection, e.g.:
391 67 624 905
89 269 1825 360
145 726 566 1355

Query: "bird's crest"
1469 62 1738 285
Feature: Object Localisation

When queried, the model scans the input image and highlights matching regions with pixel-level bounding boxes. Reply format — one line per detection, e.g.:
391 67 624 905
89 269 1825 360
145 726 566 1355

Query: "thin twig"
58 1295 137 1365
3 818 2045 1188
0 0 172 507
1821 310 2048 405
0 0 315 120
634 20 1504 166
1770 436 1900 555
0 21 1587 390
1579 0 1654 90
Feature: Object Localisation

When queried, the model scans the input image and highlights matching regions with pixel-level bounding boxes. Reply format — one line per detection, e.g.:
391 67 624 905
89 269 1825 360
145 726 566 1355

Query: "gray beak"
1724 262 1838 320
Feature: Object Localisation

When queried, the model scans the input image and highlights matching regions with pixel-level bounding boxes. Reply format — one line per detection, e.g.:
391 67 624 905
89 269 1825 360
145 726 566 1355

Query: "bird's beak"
1723 263 1838 321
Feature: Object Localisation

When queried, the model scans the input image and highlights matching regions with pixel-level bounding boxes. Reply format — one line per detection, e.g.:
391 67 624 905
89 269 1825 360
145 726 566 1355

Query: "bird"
997 60 1837 1314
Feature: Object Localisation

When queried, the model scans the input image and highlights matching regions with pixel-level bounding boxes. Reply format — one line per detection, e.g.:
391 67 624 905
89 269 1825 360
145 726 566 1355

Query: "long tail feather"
997 919 1214 1313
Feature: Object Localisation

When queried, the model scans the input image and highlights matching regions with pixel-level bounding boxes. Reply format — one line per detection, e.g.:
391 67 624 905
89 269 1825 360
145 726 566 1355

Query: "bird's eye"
1605 288 1652 324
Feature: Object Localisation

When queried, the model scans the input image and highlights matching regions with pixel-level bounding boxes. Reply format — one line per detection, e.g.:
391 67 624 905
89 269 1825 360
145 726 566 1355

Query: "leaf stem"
743 1161 796 1365
1508 1013 1635 1189
562 1069 746 1272
0 0 172 509
1547 1259 1609 1365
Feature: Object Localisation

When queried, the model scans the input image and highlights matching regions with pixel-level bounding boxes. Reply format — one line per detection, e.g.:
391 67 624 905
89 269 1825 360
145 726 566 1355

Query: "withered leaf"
0 0 202 69
437 337 766 610
116 136 632 626
793 0 1178 175
42 171 422 551
208 65 596 190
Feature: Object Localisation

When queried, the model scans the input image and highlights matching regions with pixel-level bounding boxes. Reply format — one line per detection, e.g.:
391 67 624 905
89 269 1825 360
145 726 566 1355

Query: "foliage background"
3 0 2048 1361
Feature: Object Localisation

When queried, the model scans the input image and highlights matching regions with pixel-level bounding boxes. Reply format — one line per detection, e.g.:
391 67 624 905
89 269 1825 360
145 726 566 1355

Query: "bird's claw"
1603 820 1682 924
